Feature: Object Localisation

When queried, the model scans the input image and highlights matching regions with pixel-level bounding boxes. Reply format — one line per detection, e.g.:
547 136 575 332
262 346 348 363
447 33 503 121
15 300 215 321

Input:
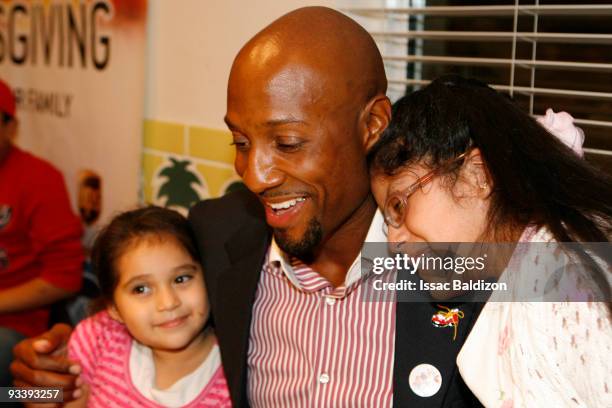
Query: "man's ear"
463 148 492 197
362 94 391 152
107 303 124 324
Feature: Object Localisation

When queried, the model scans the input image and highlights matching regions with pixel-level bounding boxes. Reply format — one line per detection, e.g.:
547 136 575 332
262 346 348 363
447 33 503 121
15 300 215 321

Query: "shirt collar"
267 209 386 293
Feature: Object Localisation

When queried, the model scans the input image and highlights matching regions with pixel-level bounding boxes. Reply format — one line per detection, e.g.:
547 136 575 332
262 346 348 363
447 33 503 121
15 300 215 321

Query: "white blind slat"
342 1 612 135
343 5 612 17
372 31 612 44
390 79 612 101
584 148 612 156
383 56 612 72
574 119 612 129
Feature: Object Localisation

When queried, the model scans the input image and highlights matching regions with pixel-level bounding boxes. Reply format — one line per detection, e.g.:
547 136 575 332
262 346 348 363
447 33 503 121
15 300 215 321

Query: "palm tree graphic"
157 158 203 210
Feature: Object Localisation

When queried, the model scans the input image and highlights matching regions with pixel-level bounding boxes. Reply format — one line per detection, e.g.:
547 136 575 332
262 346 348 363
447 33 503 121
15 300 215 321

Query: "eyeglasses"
383 151 470 230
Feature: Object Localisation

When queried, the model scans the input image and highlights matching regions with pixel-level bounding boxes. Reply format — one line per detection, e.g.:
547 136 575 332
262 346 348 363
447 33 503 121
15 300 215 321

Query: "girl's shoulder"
68 310 132 381
72 310 130 341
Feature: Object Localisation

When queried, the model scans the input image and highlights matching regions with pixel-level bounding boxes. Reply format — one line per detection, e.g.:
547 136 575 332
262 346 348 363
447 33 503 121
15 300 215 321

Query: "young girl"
369 75 611 407
65 206 231 407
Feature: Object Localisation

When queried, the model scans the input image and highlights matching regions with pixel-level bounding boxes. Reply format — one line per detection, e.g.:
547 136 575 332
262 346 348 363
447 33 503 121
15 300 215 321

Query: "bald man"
11 7 483 407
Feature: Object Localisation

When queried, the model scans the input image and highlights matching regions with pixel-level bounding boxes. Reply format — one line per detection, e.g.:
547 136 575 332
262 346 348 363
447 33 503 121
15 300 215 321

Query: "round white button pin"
325 296 336 306
319 373 330 384
409 363 442 397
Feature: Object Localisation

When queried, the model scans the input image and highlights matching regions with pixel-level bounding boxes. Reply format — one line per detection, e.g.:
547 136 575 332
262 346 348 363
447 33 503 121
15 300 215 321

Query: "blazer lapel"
215 221 270 408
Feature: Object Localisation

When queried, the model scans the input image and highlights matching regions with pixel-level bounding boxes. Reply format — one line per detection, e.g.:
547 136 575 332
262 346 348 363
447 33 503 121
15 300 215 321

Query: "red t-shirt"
0 146 84 336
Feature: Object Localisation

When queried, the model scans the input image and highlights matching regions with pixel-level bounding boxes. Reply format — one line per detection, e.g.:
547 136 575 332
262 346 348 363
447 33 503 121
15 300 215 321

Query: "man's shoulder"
190 189 262 217
188 189 268 238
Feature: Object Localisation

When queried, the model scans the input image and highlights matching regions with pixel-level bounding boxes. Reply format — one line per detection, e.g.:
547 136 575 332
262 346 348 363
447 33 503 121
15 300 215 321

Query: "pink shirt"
68 311 231 407
247 211 396 406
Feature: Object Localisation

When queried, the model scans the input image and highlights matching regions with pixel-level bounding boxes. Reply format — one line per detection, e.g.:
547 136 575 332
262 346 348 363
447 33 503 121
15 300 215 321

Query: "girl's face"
371 160 491 244
108 236 209 352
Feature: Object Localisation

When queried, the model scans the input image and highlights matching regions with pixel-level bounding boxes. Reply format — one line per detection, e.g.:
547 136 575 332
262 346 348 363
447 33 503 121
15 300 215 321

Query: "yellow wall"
141 119 239 207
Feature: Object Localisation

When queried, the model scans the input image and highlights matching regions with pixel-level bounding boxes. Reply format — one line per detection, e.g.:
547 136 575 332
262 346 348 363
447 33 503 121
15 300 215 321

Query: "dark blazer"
189 190 484 408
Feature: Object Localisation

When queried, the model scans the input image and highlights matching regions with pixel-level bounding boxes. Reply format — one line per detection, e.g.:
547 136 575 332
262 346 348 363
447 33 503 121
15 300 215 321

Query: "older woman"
368 75 611 408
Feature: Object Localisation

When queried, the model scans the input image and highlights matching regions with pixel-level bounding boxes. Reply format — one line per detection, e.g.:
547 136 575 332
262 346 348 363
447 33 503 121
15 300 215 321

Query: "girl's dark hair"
369 74 612 244
91 206 200 309
368 75 612 304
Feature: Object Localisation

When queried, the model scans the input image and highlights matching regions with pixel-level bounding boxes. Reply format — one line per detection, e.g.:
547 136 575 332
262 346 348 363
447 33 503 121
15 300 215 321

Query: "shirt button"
325 296 336 306
319 373 330 384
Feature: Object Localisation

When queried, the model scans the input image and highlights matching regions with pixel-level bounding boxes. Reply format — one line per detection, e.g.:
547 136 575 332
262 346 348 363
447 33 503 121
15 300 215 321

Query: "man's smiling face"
225 55 372 260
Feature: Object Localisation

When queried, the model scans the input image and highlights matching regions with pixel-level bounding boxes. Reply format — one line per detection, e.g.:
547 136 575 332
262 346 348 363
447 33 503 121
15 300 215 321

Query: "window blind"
340 0 612 172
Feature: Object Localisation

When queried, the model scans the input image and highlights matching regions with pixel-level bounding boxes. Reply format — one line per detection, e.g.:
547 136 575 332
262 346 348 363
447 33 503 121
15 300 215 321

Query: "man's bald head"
225 7 391 262
231 7 387 105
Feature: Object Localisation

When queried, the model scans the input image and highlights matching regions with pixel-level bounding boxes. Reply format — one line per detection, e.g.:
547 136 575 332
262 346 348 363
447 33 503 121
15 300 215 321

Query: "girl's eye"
175 275 192 284
132 285 150 295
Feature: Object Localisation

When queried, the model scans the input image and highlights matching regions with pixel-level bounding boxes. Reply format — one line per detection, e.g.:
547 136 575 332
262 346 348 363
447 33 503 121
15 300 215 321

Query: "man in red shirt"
0 78 83 389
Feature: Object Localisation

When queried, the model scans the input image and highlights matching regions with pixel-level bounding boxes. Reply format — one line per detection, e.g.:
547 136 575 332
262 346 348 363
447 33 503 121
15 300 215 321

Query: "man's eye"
175 275 193 284
230 141 248 149
230 135 250 151
132 285 150 295
275 138 304 152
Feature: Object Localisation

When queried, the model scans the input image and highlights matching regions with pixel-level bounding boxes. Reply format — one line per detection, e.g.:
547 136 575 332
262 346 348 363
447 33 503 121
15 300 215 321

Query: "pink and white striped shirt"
68 311 231 407
247 211 396 407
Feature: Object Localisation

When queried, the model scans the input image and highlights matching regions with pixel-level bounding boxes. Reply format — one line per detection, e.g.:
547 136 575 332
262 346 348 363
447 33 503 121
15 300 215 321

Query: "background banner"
0 0 148 228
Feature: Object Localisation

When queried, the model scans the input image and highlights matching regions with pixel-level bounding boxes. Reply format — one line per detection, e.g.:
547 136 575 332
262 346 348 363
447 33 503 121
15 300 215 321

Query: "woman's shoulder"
521 301 611 406
505 225 608 302
460 300 611 406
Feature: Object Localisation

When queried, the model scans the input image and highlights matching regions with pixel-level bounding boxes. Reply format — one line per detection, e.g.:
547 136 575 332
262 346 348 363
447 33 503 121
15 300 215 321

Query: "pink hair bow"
536 108 585 157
